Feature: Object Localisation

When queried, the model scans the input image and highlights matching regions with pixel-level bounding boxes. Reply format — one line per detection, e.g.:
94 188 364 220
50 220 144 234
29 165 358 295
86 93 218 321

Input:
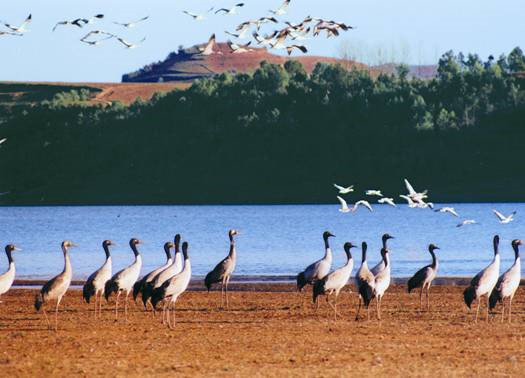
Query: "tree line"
1 47 524 205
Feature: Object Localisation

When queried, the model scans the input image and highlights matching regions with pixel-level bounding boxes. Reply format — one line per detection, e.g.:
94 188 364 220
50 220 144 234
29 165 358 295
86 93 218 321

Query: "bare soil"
1 285 524 377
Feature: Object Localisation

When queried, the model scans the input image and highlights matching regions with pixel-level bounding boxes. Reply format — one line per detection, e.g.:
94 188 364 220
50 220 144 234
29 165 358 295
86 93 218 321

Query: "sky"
0 0 524 82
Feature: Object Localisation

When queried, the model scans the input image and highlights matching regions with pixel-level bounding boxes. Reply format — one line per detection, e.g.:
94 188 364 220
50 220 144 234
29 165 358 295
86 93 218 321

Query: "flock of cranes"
335 178 517 228
0 225 522 331
1 1 354 55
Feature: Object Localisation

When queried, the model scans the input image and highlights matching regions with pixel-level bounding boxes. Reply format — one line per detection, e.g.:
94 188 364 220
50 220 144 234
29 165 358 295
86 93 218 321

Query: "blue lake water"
0 204 523 280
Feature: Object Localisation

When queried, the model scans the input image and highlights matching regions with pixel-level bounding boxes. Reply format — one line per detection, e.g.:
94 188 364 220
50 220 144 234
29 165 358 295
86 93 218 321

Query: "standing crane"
297 231 335 292
204 230 239 309
0 244 21 303
407 244 440 311
82 240 114 317
355 242 374 321
34 241 76 331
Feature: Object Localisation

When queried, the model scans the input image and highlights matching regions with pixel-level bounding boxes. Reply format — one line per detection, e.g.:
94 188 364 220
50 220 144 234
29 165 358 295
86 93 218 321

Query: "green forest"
1 48 525 205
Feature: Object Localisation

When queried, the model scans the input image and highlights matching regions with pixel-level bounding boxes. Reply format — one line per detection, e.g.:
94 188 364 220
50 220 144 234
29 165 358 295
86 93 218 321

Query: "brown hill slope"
122 41 368 83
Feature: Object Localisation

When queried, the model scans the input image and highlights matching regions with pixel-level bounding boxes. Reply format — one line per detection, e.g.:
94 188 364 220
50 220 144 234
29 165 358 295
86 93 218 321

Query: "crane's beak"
71 243 78 248
14 247 22 251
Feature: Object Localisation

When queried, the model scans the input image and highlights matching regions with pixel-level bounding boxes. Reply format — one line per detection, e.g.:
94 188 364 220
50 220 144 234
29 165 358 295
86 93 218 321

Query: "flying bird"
113 16 149 28
0 31 22 37
352 200 373 212
378 197 396 207
80 30 114 46
52 14 103 32
286 44 307 55
116 36 146 49
492 209 516 224
336 196 350 213
215 3 245 15
183 11 206 21
366 190 383 197
0 138 6 144
333 183 354 194
269 0 291 16
4 13 32 33
457 219 478 227
227 40 252 53
199 34 216 55
434 207 459 217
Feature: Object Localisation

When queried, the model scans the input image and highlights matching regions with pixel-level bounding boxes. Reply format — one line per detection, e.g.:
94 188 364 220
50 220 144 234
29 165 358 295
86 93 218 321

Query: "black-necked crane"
204 230 239 309
104 238 143 321
82 240 114 317
297 231 334 292
489 239 522 322
313 242 355 319
141 234 182 309
355 241 374 321
407 244 440 311
133 241 173 306
151 242 192 328
464 235 500 322
373 247 392 320
34 240 76 331
0 244 21 303
371 234 394 275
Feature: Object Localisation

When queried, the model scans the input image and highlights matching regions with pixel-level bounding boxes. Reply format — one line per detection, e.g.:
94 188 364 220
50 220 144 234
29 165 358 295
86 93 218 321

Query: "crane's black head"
361 241 367 252
382 233 394 242
512 239 522 248
5 244 20 253
182 242 189 259
129 238 142 247
174 234 181 244
344 242 356 251
229 229 239 237
429 244 440 251
164 241 175 250
493 235 500 244
102 240 114 248
323 231 335 240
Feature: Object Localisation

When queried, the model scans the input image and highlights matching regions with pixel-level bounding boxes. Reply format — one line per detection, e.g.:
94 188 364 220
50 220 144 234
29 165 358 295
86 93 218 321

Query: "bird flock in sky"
0 1 355 55
0 12 149 48
333 178 517 228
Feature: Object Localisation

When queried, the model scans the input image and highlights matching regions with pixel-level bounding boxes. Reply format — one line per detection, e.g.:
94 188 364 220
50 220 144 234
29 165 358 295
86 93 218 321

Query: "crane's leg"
225 276 230 309
55 296 62 331
426 285 431 312
509 296 513 323
501 298 505 322
124 291 130 321
93 294 97 317
376 297 381 320
355 296 362 321
166 302 171 328
419 286 423 311
98 292 103 318
475 298 480 322
115 291 121 321
161 301 167 324
334 294 339 321
170 302 177 329
486 295 489 322
42 307 51 330
220 280 225 308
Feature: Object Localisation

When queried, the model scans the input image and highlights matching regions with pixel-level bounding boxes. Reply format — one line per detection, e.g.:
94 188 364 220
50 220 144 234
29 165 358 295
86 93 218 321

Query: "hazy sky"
1 0 523 82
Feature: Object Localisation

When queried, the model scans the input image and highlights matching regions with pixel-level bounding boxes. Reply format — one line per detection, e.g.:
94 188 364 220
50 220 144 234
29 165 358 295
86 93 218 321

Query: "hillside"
122 41 368 83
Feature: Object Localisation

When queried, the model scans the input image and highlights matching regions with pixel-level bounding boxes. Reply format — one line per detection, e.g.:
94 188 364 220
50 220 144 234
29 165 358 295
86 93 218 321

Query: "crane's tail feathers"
296 272 307 292
488 289 502 310
204 272 213 292
34 293 44 311
82 282 95 304
463 286 476 309
150 285 167 310
141 283 153 308
104 280 118 301
312 280 325 303
407 276 417 293
132 280 143 302
359 284 374 308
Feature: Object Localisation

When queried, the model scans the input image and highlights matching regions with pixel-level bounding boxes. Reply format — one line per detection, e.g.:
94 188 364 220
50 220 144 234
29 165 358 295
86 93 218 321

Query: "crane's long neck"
62 246 72 274
164 246 172 262
382 251 389 269
131 244 140 260
103 245 111 260
361 246 367 264
493 238 499 257
513 244 520 262
229 235 236 259
382 238 388 250
6 249 13 265
323 237 332 262
430 249 437 268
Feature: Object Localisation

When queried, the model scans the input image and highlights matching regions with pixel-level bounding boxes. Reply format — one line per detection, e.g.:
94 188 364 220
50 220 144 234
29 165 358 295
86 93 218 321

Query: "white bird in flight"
215 3 245 15
199 34 217 55
336 196 351 213
269 0 291 16
227 40 252 53
352 200 373 212
80 30 114 46
4 14 32 34
116 36 146 49
457 219 478 227
333 183 353 194
183 11 207 21
0 138 7 145
404 178 428 201
366 190 382 197
493 210 516 224
399 195 417 208
113 16 149 28
378 197 396 207
435 207 459 217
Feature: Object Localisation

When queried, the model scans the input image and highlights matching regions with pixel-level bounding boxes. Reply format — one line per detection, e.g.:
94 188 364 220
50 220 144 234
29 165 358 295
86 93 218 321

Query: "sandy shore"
1 284 524 377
